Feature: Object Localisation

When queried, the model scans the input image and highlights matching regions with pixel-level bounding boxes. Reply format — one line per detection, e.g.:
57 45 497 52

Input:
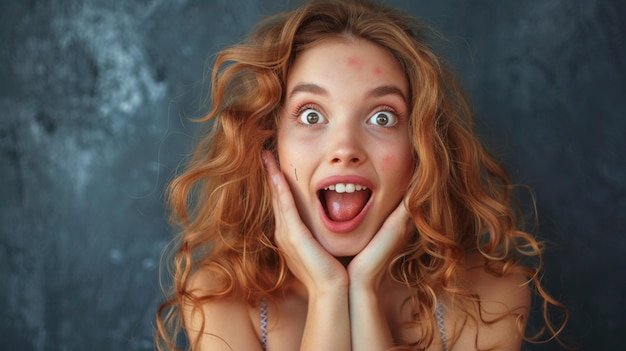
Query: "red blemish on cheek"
381 153 395 172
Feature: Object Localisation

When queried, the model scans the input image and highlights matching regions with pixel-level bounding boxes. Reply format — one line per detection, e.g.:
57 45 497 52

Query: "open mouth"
318 183 372 222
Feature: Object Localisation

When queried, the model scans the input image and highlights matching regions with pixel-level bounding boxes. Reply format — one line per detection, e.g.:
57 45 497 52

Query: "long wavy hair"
156 0 567 350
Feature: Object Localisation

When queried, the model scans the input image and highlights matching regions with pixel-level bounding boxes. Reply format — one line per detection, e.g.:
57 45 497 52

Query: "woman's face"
277 38 415 257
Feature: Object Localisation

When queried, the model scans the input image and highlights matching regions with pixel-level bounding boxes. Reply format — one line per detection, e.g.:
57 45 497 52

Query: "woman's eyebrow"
288 83 407 104
288 83 328 99
367 85 408 104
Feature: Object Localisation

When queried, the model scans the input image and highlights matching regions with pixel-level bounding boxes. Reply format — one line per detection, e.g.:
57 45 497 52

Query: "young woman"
157 1 567 350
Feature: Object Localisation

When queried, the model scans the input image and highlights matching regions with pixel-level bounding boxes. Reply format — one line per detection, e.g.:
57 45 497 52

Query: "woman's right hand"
263 151 349 296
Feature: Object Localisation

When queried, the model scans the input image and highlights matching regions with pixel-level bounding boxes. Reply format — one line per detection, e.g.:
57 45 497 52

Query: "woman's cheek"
381 153 397 173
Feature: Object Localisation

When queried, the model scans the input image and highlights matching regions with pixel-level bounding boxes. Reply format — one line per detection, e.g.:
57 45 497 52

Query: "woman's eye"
298 108 326 125
368 111 396 127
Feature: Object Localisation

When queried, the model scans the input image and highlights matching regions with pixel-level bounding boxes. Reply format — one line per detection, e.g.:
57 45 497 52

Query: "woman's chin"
319 240 366 259
310 222 376 259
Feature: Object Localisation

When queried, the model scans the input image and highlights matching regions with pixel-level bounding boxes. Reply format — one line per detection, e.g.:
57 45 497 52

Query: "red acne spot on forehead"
373 66 382 75
347 56 363 70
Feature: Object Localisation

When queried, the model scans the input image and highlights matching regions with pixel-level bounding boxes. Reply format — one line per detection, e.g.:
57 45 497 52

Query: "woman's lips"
316 175 373 233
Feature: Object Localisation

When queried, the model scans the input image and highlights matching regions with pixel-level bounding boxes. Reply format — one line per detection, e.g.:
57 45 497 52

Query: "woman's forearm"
301 286 351 351
349 287 394 351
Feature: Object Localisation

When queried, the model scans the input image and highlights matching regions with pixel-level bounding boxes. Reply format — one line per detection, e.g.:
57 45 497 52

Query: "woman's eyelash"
376 105 404 119
292 103 319 117
289 103 406 121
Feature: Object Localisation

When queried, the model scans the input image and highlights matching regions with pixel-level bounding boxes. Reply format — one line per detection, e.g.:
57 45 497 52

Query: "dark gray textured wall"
1 0 624 350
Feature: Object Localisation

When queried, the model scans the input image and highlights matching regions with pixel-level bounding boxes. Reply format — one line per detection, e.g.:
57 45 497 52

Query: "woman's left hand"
347 200 412 350
347 200 412 291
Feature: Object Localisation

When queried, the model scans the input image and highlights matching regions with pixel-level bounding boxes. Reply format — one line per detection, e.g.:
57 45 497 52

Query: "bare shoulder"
448 252 531 351
183 267 264 351
462 252 531 312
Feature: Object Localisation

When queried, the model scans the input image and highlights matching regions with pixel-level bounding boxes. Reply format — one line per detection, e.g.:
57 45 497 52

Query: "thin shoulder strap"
260 298 268 350
436 301 448 351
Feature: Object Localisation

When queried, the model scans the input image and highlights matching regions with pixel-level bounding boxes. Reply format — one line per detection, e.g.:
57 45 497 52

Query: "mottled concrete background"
1 0 624 350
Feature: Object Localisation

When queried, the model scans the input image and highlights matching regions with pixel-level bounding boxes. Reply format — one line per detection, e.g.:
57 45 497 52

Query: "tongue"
323 190 369 222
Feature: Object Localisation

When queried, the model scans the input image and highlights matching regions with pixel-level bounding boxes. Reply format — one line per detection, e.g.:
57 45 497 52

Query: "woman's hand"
264 152 351 350
263 151 348 295
347 200 412 350
348 200 412 291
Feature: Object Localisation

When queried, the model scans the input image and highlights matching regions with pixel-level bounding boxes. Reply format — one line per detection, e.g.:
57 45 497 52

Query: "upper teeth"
323 183 368 193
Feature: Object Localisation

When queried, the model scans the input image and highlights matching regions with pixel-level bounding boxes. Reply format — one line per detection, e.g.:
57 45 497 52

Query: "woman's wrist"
348 271 384 294
348 282 379 303
307 280 349 301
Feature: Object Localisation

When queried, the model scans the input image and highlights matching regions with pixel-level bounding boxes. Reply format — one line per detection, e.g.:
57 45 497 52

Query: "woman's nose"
327 124 366 166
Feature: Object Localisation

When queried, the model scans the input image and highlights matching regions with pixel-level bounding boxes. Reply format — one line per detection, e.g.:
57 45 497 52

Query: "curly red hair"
156 1 567 350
